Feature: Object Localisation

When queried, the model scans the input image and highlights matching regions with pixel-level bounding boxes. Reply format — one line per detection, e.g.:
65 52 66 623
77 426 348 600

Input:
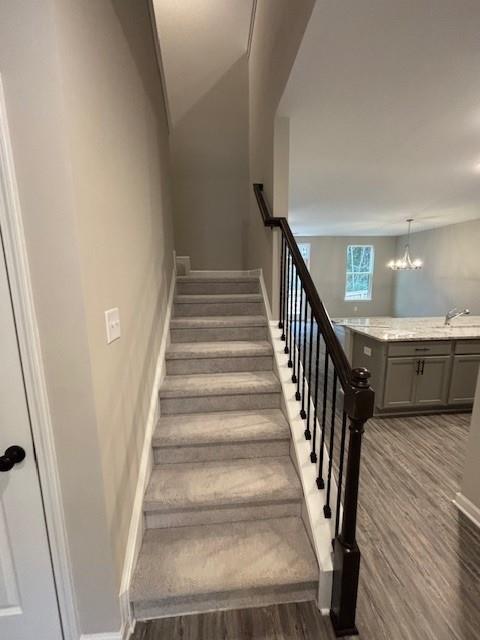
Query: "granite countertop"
332 316 480 342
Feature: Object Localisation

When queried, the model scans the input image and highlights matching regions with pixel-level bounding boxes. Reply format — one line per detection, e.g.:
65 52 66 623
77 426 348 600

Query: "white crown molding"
0 76 80 637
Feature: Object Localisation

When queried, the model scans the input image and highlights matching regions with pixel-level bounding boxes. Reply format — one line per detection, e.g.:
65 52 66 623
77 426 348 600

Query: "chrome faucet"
444 307 470 325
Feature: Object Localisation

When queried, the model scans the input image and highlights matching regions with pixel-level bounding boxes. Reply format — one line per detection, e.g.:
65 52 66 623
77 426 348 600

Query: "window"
345 245 374 301
297 243 311 270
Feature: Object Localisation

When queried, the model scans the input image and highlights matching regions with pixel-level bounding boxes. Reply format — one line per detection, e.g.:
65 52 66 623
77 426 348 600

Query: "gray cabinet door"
449 355 480 405
414 356 451 406
383 357 417 408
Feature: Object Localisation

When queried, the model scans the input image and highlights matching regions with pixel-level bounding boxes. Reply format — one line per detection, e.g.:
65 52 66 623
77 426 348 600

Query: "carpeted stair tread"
159 371 280 398
153 409 289 447
144 457 301 511
130 517 318 605
166 341 272 360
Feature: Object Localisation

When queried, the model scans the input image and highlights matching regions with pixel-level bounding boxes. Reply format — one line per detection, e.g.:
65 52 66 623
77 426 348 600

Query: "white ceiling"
153 0 253 127
280 0 480 236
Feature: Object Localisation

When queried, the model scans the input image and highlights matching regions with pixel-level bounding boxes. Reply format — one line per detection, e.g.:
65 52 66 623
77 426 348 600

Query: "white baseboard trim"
257 271 336 610
80 632 122 640
118 260 176 635
453 492 480 529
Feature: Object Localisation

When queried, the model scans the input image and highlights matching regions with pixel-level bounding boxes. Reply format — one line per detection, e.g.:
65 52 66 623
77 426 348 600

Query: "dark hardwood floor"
132 412 480 640
132 602 336 640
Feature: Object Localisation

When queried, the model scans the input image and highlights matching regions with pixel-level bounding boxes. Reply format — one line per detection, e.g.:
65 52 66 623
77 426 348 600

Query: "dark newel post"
330 367 374 638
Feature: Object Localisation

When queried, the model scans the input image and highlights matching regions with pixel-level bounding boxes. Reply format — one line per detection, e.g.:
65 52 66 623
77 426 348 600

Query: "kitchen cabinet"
383 355 451 410
449 355 480 405
414 356 451 407
383 357 416 408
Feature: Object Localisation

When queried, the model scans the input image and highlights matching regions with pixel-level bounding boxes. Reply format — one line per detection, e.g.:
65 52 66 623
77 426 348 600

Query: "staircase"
130 272 318 620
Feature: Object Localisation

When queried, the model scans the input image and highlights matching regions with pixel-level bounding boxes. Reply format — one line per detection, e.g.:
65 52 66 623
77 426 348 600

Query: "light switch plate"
363 346 372 357
105 308 121 344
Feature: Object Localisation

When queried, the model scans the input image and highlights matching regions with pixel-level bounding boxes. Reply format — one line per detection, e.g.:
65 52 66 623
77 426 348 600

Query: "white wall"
394 218 480 316
296 235 397 317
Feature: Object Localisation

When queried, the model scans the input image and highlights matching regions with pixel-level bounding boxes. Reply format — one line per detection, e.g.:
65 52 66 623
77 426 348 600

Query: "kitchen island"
333 316 480 416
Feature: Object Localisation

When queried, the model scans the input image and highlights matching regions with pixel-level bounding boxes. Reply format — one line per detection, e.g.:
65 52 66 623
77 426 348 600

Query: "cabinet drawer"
455 340 480 355
387 341 452 357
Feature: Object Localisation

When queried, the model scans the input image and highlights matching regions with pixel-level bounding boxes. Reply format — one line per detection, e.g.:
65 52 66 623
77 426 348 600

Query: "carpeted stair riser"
160 392 281 415
174 300 264 317
133 583 318 620
145 501 301 529
176 278 260 295
153 439 289 464
166 355 273 375
171 325 268 343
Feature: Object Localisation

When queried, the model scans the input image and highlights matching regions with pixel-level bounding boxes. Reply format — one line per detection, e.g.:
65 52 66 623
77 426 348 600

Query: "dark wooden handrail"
254 181 375 637
254 183 372 407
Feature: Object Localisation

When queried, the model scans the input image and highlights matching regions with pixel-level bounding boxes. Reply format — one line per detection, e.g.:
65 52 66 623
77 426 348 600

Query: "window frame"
344 244 375 302
297 242 311 271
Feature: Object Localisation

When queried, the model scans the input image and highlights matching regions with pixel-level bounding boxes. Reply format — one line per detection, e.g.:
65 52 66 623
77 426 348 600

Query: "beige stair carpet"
130 272 318 620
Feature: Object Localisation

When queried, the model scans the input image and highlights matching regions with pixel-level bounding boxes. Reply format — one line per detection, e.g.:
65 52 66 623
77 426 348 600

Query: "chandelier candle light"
388 218 423 270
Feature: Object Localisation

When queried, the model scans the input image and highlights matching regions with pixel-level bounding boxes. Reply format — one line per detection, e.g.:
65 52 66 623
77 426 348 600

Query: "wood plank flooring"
132 412 480 640
132 602 336 640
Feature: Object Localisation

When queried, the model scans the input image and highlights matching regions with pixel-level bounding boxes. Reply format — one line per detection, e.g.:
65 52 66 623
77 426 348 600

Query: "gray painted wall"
171 55 249 270
394 218 480 316
295 236 397 317
247 0 315 307
0 0 174 633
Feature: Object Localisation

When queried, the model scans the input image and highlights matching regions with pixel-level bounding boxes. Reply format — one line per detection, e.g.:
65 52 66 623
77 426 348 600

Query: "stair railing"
254 183 374 637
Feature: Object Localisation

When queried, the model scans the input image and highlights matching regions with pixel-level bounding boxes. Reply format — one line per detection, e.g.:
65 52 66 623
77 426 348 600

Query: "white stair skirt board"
257 270 338 610
118 261 177 638
453 492 480 530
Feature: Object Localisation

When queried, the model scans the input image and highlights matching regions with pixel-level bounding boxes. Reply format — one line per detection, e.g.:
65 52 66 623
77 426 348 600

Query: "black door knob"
0 446 26 472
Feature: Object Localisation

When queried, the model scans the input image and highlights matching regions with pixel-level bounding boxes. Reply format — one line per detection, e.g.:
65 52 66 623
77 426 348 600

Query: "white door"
0 234 63 639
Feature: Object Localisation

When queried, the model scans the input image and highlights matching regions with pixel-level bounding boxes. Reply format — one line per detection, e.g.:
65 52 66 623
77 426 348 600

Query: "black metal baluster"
324 371 338 518
306 307 315 450
279 236 285 333
291 270 298 382
300 296 308 416
335 410 348 538
282 238 288 341
287 253 293 364
295 285 303 395
317 347 329 490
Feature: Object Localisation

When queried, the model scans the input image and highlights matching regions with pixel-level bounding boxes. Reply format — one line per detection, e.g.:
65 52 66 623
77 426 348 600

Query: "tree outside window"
345 245 374 301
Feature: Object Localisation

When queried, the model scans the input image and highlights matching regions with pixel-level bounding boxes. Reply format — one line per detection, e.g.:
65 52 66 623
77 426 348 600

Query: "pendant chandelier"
388 218 423 270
